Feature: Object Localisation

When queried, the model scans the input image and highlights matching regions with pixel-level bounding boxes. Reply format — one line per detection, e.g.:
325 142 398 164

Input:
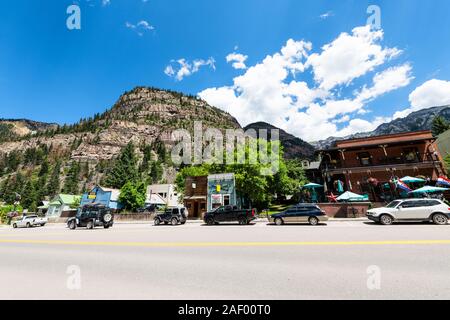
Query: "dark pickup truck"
203 205 256 225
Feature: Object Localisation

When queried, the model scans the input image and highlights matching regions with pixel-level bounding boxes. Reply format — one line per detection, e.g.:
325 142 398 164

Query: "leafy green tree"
105 142 139 189
432 116 450 137
173 139 308 210
63 161 81 194
70 197 81 209
118 181 146 211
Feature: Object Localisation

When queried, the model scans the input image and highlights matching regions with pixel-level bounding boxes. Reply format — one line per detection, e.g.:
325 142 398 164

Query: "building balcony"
322 153 440 174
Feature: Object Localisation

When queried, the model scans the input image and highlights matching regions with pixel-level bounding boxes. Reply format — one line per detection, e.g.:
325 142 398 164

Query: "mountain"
0 87 241 193
312 105 450 149
244 122 316 160
0 119 57 143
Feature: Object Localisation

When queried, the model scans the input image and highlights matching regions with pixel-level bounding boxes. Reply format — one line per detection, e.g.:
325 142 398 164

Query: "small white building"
146 184 180 207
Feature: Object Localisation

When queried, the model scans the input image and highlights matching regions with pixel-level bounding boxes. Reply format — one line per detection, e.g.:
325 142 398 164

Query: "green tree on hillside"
46 162 61 198
21 178 38 212
63 161 81 194
105 142 139 189
432 116 450 137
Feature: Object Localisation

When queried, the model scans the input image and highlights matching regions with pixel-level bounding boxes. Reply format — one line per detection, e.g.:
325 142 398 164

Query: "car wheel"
12 223 17 229
380 214 393 225
238 218 247 225
68 220 76 230
206 218 215 226
103 224 110 229
274 218 283 226
308 216 319 226
171 218 178 226
154 218 161 226
103 213 113 224
432 213 448 225
86 221 94 230
41 224 46 227
26 222 31 228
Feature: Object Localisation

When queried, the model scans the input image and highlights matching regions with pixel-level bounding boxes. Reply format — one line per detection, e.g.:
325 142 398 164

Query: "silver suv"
367 199 450 225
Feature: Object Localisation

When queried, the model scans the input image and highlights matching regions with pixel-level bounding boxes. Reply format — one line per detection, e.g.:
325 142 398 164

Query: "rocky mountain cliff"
0 87 241 192
0 119 57 143
244 122 316 160
312 105 450 149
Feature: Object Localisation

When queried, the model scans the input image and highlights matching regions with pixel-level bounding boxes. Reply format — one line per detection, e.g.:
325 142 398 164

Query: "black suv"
67 204 114 230
154 207 187 226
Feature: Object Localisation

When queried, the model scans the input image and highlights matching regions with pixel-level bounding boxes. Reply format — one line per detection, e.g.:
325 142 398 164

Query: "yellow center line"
1 239 450 247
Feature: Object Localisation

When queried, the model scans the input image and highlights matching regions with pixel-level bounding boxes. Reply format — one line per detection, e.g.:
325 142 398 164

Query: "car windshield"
386 200 402 208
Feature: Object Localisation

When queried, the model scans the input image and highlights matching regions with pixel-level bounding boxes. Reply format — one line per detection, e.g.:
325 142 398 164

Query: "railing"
322 153 438 170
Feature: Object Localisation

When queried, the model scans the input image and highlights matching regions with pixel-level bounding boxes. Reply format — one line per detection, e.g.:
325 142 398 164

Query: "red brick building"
319 131 446 202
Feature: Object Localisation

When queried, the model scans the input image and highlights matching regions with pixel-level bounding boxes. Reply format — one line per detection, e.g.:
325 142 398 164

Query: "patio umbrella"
409 186 450 194
400 176 426 183
337 191 366 202
302 183 323 189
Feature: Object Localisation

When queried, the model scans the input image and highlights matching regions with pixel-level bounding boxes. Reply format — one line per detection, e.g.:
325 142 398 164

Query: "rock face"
0 87 242 184
244 122 316 160
0 119 57 142
312 105 450 149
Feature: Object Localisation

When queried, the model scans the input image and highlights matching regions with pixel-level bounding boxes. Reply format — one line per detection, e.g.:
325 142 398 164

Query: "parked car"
154 207 188 226
367 199 450 225
270 204 328 226
67 204 114 230
12 215 48 228
203 205 256 225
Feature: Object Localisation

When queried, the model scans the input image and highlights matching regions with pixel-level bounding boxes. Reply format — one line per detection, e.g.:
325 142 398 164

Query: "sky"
1 0 450 142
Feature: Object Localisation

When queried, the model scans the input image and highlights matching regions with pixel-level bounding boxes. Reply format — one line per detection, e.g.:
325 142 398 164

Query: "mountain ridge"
311 105 450 149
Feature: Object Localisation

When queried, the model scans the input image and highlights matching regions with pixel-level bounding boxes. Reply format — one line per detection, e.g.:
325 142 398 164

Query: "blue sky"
1 0 450 141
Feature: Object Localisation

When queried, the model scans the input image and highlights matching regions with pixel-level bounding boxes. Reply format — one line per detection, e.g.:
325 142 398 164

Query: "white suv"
367 199 450 225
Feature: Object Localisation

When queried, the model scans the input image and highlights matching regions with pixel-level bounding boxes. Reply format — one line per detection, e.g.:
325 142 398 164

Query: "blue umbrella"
400 176 426 183
409 186 449 194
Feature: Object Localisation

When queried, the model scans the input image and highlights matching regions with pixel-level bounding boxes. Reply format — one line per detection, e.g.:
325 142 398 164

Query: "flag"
396 180 412 192
437 176 450 187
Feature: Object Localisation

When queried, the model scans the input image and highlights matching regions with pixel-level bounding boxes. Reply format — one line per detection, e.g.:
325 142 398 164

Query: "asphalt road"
1 220 450 300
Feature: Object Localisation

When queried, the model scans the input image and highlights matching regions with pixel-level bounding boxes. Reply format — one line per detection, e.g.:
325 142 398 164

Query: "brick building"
319 130 446 202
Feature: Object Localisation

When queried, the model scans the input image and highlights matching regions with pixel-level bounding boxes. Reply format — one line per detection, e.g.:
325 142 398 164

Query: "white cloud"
394 79 450 119
306 25 401 91
226 52 248 70
165 58 216 81
355 64 414 103
319 11 334 19
198 26 410 141
125 20 155 36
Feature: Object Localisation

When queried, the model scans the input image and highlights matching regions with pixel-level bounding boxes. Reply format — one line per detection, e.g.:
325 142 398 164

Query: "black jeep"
154 207 187 226
67 204 114 230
